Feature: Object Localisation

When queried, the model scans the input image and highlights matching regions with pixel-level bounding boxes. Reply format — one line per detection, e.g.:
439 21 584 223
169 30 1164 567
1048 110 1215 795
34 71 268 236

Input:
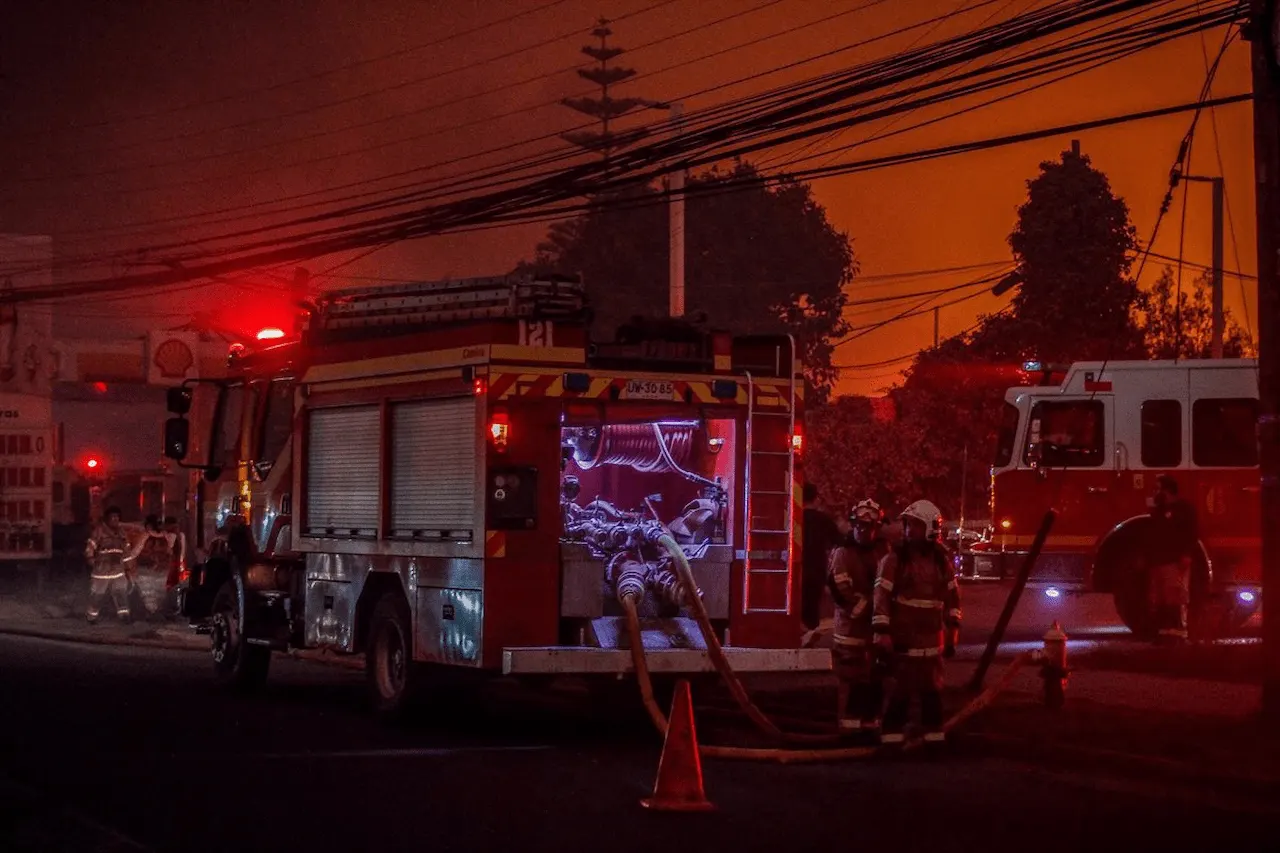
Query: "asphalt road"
0 634 1275 853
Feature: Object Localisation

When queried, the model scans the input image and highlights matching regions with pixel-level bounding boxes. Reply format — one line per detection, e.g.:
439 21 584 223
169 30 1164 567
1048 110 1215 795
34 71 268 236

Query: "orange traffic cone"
641 679 714 812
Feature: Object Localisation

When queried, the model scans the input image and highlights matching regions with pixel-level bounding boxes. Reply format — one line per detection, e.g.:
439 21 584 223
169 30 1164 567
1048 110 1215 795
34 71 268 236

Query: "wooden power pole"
1247 0 1280 720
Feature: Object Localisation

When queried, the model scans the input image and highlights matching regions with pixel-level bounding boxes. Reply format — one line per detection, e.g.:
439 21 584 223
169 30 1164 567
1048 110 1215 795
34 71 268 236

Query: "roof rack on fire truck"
308 273 587 334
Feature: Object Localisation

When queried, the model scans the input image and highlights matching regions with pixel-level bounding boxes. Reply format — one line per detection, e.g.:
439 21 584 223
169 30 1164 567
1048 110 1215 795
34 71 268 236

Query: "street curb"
957 731 1280 792
0 624 207 651
0 624 369 671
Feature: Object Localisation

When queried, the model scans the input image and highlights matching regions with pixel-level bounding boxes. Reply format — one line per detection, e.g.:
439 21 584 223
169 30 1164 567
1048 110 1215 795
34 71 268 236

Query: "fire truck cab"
162 274 827 713
975 359 1261 636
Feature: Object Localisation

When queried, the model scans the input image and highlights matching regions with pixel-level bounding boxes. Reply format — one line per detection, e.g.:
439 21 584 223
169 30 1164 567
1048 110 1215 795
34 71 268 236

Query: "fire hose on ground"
620 534 1038 763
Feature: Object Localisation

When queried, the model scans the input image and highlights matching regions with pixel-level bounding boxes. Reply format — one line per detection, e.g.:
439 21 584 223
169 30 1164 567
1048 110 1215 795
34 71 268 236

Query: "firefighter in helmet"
84 506 131 624
826 498 890 733
872 499 961 743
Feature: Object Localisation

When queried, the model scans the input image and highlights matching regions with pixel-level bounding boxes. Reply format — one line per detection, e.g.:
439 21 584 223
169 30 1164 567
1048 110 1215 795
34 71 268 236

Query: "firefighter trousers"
832 641 880 729
87 574 130 622
133 570 167 615
1149 559 1190 641
882 652 945 737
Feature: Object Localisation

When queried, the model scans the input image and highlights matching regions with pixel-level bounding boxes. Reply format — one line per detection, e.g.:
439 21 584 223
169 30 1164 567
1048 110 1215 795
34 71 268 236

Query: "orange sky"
0 0 1258 398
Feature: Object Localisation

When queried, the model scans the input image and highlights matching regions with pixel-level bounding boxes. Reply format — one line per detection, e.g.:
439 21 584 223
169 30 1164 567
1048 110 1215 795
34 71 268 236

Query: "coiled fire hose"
620 534 1036 763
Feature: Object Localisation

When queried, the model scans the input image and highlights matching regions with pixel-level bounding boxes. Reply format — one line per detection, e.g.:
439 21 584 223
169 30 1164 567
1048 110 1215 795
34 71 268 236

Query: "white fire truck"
972 359 1261 636
1 393 54 569
162 274 826 713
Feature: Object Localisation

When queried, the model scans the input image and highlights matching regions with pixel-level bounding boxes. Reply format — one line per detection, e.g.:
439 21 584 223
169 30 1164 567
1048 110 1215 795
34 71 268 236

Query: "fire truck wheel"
210 581 271 692
367 593 417 720
1111 569 1158 640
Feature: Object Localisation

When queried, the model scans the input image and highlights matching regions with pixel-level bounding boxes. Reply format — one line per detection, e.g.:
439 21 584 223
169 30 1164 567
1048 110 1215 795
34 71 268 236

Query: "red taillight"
489 410 510 452
256 327 285 341
473 377 488 396
791 432 803 454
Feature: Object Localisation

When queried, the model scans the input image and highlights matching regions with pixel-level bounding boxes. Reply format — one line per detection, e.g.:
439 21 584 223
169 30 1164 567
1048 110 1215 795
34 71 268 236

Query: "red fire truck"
972 358 1261 636
162 274 826 713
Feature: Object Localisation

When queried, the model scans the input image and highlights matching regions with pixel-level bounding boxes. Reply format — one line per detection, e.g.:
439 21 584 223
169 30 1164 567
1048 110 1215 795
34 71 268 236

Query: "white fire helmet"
850 499 884 525
899 499 943 540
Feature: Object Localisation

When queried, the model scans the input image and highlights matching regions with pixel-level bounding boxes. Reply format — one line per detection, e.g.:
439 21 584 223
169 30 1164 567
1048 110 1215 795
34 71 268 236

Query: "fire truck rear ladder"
310 273 587 331
742 335 798 615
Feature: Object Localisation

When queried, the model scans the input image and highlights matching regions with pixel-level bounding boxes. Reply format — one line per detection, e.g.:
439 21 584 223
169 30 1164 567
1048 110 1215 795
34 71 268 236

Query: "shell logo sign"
148 332 200 384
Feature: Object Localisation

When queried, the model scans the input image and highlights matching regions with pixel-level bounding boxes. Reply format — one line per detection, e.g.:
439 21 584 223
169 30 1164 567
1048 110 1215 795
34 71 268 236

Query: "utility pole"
933 307 940 348
1173 173 1226 357
1246 0 1280 721
1212 176 1225 357
668 103 686 318
639 98 688 318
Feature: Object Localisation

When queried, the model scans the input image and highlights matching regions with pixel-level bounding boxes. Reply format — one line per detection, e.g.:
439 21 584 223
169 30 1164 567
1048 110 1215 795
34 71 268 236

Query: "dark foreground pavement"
0 635 1276 853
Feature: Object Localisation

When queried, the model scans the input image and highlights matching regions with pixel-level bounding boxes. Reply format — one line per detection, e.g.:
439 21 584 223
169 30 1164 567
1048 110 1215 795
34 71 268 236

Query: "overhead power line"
107 0 1243 266
0 0 1240 297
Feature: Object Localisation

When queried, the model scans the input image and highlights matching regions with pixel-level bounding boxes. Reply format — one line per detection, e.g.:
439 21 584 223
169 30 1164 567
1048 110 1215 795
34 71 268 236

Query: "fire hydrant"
1040 621 1068 709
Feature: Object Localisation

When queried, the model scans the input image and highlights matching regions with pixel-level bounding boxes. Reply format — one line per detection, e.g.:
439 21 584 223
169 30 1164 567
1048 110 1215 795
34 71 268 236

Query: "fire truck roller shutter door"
388 397 478 541
305 406 380 537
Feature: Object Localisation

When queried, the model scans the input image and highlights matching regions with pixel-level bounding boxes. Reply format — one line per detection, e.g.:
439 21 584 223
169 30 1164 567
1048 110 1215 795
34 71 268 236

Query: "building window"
1025 400 1105 468
1140 400 1181 468
1192 398 1258 467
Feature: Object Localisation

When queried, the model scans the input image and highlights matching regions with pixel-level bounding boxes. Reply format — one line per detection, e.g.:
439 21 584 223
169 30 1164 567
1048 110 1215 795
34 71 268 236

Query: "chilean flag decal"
1084 371 1112 392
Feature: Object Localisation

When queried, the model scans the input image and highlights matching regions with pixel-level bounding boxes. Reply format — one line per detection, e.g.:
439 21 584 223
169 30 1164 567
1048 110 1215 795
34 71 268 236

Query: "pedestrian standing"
84 506 131 624
1146 475 1200 643
827 499 889 733
872 499 961 744
162 516 187 616
801 483 840 636
124 515 173 620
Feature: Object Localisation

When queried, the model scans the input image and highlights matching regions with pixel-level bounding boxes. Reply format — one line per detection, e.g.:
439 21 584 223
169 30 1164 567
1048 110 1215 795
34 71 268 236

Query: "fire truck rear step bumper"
500 646 831 676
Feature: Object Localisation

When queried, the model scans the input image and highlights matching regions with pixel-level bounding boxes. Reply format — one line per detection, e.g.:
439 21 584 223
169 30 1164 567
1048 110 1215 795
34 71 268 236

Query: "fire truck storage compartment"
387 397 477 541
304 405 380 538
301 394 483 657
304 396 479 541
558 414 737 635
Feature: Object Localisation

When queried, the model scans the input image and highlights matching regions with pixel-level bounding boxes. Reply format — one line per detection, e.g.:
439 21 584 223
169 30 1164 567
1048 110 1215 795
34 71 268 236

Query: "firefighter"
124 515 173 620
872 499 961 744
1146 475 1199 643
801 483 841 635
84 506 131 624
827 498 889 733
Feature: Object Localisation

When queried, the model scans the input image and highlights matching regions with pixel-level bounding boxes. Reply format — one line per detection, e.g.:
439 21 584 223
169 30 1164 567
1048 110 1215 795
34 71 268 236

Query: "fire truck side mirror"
167 387 192 415
163 418 190 461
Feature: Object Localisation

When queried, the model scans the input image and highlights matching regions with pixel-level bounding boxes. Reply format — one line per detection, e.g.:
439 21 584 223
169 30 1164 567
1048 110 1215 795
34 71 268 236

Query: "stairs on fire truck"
742 349 799 617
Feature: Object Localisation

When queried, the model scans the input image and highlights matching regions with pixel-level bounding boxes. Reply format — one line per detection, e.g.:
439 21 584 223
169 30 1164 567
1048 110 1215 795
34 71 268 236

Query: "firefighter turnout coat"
872 543 962 690
828 537 889 657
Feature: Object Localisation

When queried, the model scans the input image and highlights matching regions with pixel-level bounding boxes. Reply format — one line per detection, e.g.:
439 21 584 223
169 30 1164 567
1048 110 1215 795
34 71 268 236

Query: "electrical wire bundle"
0 0 1246 306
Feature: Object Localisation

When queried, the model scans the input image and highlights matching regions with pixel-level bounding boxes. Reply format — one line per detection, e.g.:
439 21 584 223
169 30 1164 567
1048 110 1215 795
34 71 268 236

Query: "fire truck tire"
210 581 271 692
366 593 417 720
1111 569 1158 640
